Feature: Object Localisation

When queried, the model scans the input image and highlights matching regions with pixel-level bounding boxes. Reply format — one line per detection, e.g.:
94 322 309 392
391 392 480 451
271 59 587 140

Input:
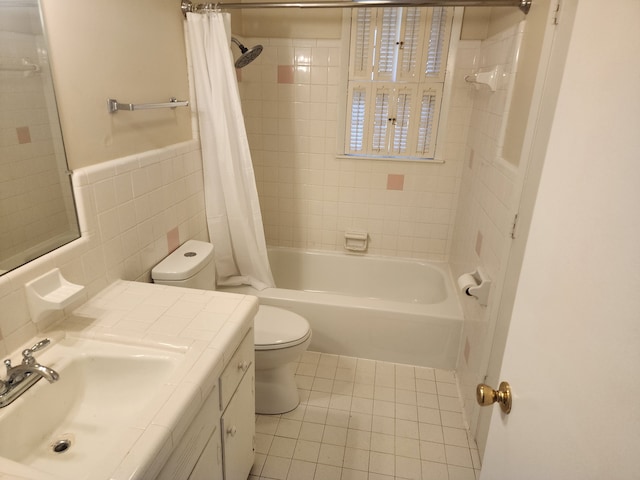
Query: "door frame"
473 0 578 456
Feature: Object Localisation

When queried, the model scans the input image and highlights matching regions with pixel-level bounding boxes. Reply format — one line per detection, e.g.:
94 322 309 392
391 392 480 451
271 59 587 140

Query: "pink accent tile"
386 174 404 191
16 126 31 144
278 65 295 84
167 227 180 253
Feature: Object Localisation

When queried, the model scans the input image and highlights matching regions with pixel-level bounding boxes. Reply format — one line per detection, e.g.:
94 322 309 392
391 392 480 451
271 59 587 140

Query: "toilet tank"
151 240 216 290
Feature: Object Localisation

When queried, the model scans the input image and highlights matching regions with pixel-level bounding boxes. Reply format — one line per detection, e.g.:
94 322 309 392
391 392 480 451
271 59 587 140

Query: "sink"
0 336 184 479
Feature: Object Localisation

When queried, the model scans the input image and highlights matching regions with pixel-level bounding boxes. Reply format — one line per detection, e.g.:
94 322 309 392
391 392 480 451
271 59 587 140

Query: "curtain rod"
182 0 531 14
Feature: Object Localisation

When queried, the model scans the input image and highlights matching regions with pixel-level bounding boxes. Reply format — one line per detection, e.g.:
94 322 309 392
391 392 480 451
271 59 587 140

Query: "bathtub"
222 248 463 369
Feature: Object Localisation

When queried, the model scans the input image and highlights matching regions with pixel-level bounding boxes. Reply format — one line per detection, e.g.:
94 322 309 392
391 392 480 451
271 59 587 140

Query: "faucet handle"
4 359 11 374
21 338 51 366
29 338 51 353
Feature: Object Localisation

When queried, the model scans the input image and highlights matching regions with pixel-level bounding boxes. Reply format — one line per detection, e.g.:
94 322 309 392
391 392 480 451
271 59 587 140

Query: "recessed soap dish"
25 268 85 323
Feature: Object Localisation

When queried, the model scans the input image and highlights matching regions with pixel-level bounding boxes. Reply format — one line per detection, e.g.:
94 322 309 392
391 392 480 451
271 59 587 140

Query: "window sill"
336 154 445 164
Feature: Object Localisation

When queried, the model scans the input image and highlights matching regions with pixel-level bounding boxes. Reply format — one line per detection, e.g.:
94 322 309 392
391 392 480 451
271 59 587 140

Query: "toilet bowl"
151 240 311 414
255 305 311 414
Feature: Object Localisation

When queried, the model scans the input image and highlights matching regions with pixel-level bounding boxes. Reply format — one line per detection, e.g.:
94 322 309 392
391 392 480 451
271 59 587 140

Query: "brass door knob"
476 381 512 414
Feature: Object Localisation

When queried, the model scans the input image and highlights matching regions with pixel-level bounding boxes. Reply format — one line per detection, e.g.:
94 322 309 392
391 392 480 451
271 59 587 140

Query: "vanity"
0 280 258 480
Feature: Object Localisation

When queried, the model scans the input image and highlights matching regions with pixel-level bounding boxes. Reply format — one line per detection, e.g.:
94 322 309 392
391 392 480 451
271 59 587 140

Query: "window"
344 7 454 161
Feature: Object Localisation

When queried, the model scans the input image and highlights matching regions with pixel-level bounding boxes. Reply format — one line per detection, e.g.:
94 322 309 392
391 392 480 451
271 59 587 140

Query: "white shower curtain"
186 12 274 290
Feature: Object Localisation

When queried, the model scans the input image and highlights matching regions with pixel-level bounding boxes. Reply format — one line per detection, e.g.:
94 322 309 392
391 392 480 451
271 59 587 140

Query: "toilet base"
255 364 300 414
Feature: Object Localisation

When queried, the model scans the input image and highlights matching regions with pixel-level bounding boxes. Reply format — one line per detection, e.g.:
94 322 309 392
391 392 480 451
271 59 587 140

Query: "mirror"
0 0 80 275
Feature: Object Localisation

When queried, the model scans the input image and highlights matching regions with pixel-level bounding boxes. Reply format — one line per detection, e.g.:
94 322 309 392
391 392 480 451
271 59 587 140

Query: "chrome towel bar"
107 97 189 113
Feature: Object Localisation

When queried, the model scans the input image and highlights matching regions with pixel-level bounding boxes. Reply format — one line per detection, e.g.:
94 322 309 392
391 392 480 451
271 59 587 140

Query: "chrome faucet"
0 338 59 408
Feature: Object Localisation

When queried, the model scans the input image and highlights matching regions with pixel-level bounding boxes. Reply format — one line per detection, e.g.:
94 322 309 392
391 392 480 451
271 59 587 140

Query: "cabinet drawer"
219 329 254 411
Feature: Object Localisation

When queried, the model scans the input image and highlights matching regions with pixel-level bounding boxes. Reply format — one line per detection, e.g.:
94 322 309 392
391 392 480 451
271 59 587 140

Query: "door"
480 1 640 478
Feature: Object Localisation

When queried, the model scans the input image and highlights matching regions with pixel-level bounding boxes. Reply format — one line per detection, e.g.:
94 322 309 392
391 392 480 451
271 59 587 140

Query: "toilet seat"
255 305 311 351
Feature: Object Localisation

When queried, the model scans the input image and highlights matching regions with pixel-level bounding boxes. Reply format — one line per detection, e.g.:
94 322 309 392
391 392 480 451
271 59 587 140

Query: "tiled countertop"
0 280 258 480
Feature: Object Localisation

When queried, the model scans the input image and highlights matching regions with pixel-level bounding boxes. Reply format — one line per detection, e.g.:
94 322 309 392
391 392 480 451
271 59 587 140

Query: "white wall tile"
0 140 207 353
239 36 475 260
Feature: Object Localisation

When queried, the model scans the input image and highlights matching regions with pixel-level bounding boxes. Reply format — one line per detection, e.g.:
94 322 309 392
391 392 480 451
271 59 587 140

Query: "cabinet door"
190 426 223 480
157 386 220 480
221 366 255 480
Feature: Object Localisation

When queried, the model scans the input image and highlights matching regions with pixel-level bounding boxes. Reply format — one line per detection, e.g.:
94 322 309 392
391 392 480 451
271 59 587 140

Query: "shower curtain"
186 12 274 290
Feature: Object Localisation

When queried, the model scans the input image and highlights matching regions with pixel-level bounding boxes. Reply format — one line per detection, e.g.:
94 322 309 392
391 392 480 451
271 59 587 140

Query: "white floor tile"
287 459 316 480
421 460 449 480
275 419 302 439
443 426 469 447
396 436 421 459
445 444 473 468
261 455 291 480
341 468 368 480
270 436 297 458
396 455 422 479
318 443 345 467
350 397 374 415
371 432 395 454
420 441 446 463
293 439 321 462
369 451 395 476
419 423 444 444
299 421 325 442
447 464 476 480
335 367 356 382
346 429 371 450
343 447 370 471
254 352 477 480
314 463 342 480
304 405 329 424
348 411 373 431
322 425 348 446
326 409 351 427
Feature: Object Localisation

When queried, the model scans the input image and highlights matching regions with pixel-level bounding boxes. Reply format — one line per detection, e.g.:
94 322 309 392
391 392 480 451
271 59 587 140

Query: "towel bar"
107 97 189 113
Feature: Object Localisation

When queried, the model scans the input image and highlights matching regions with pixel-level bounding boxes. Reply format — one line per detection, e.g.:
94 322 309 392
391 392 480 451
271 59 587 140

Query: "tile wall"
0 140 207 358
449 23 526 436
237 36 472 261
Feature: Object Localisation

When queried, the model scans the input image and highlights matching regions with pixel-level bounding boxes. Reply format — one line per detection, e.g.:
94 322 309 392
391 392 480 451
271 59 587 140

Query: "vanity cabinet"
219 330 255 480
157 385 223 480
157 328 255 480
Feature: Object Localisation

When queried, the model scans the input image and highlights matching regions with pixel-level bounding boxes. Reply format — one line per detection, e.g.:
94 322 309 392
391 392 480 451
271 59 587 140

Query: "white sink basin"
0 336 184 479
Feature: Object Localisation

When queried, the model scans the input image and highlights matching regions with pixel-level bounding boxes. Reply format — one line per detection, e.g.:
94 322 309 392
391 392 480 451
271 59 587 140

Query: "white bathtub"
223 248 463 369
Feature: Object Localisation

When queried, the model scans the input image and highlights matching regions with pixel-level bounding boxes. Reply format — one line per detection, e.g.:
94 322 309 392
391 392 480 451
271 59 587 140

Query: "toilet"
151 240 311 414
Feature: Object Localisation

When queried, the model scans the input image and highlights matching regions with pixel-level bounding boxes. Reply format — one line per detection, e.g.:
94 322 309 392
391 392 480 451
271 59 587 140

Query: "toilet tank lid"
151 240 214 281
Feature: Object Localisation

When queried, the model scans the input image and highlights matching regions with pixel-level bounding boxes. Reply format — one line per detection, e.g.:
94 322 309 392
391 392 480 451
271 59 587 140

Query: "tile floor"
249 351 481 480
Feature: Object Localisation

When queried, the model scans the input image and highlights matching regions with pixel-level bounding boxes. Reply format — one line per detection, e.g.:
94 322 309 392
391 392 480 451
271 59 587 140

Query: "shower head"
231 37 263 68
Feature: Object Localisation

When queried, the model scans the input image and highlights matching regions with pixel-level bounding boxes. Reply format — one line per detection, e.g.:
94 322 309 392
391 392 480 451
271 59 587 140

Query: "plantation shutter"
391 86 416 154
414 85 442 158
374 8 401 81
371 86 392 153
346 84 370 154
423 7 451 81
350 8 375 79
346 7 453 160
397 7 427 81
